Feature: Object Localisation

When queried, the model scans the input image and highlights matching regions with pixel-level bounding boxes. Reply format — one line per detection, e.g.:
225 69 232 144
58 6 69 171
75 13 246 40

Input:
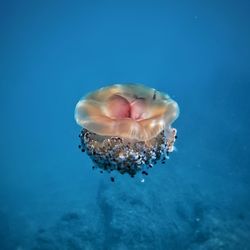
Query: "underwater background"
1 0 250 249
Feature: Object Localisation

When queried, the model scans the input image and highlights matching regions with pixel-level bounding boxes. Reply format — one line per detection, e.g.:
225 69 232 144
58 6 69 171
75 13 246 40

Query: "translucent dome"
75 83 179 141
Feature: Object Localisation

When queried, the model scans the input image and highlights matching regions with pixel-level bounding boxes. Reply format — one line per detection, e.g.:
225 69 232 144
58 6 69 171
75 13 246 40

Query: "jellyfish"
75 83 179 177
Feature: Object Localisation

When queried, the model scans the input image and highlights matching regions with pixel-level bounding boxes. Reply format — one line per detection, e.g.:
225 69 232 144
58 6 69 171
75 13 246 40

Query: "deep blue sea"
1 1 250 249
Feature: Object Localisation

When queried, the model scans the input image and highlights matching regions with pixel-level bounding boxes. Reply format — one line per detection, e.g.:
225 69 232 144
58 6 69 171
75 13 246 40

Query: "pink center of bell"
107 95 146 120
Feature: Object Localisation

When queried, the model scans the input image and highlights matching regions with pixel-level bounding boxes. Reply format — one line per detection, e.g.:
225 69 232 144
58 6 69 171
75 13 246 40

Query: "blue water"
1 1 250 249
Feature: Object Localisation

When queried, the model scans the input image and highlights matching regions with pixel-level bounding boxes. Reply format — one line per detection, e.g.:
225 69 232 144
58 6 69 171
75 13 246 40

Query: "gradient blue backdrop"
0 0 250 249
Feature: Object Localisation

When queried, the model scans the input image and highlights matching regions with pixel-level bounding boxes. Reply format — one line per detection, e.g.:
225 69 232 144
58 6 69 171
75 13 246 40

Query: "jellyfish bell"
75 83 179 177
